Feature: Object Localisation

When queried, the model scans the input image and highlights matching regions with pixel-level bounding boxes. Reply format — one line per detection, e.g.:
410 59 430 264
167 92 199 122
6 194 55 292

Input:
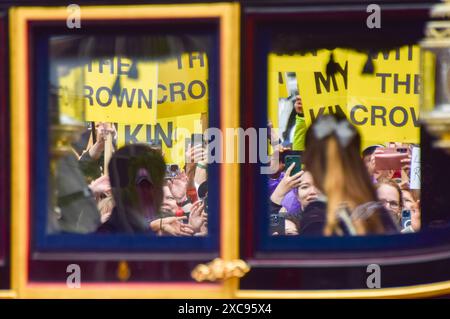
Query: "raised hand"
270 164 304 205
89 174 111 199
159 216 194 236
186 144 207 164
167 174 188 203
189 201 207 233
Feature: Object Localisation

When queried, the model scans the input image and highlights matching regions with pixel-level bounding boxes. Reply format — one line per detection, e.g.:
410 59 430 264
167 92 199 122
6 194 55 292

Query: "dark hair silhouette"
102 144 166 233
304 114 394 236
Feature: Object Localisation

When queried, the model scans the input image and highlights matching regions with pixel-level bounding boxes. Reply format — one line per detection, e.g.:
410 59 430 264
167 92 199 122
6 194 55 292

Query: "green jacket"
292 115 306 151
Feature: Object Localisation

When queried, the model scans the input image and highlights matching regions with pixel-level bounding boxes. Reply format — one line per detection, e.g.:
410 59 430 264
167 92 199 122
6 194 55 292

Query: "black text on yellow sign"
291 46 421 144
79 53 208 123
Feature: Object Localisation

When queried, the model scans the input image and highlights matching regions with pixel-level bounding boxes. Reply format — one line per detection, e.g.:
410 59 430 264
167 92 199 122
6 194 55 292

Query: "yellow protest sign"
157 52 208 118
347 45 420 146
268 45 421 148
116 113 204 168
57 65 85 124
56 52 209 169
294 49 349 126
268 69 280 129
421 49 436 113
268 49 349 148
84 57 158 124
57 52 208 125
268 50 349 123
278 72 288 99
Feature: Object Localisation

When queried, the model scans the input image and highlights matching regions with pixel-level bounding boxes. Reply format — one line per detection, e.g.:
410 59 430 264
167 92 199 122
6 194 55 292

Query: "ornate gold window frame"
9 3 240 298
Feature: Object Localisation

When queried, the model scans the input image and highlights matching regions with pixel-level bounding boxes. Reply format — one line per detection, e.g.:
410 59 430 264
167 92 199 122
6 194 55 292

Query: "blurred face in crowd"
161 185 178 215
402 190 415 211
411 205 421 232
285 219 299 236
402 189 421 231
297 171 319 209
135 167 156 217
377 184 401 220
363 148 378 177
363 154 372 173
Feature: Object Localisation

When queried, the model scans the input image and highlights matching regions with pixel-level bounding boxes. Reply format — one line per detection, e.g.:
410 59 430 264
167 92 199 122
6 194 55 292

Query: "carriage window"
267 46 424 237
42 33 215 244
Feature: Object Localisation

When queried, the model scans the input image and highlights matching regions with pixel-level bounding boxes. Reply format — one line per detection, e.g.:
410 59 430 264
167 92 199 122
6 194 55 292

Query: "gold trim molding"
191 258 250 282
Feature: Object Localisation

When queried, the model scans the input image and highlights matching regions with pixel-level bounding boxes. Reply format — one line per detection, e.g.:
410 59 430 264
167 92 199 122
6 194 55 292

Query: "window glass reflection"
267 46 422 236
48 35 211 237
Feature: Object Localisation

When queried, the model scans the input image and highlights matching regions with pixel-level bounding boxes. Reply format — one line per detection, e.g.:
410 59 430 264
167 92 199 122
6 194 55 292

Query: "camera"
201 194 208 215
165 164 180 179
198 181 208 214
401 210 412 229
270 213 285 235
374 147 409 171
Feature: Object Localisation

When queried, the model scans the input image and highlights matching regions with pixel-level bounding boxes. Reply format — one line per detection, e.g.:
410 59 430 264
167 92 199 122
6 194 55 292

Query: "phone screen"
165 164 180 179
374 149 408 170
270 214 285 235
280 150 302 163
401 210 411 229
183 212 190 224
284 155 302 176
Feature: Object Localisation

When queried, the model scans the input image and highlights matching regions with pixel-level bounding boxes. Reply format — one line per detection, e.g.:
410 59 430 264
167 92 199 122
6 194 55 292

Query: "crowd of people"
52 122 209 236
269 96 421 236
52 96 421 238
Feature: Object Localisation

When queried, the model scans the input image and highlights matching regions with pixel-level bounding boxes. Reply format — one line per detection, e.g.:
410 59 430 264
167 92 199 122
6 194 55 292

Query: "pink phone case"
374 152 408 170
